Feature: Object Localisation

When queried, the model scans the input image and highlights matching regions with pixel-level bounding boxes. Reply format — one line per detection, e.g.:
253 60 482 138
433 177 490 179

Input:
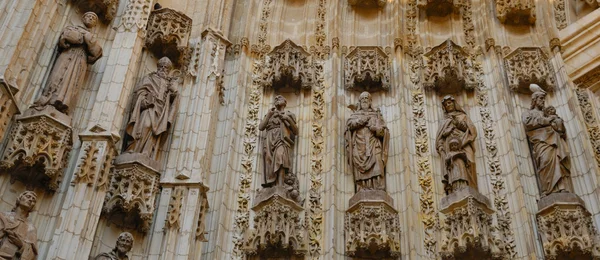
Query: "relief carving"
495 0 536 25
344 47 391 92
32 12 103 115
0 191 38 260
348 0 387 8
93 232 134 260
423 40 479 94
308 69 325 257
262 40 316 90
504 48 556 93
166 187 185 229
71 0 119 23
575 89 600 167
344 201 401 258
417 0 458 17
522 87 574 196
119 0 152 32
145 8 192 67
195 186 209 242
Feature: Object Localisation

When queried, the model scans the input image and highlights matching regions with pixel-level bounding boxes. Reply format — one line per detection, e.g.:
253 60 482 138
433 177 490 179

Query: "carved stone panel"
344 190 401 258
439 187 507 260
536 193 600 260
71 0 119 23
0 107 72 191
495 0 536 25
423 40 479 94
243 186 307 257
417 0 458 17
348 0 387 8
504 48 556 93
262 39 316 90
102 153 161 233
343 46 391 92
145 8 192 67
195 185 210 242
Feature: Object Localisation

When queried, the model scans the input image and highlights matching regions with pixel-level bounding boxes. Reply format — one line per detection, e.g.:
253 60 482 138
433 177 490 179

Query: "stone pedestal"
243 186 307 258
0 106 72 191
536 192 600 260
439 187 506 260
102 153 161 232
344 190 401 258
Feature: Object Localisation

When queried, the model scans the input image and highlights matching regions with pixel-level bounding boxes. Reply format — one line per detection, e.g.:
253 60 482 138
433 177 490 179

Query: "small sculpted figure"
522 86 573 195
0 191 38 260
124 57 179 160
258 95 299 198
33 12 103 114
345 92 390 192
94 232 134 260
435 95 478 194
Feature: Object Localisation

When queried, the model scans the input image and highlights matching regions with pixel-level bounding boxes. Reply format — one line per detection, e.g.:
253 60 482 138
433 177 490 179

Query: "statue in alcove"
258 95 300 201
124 57 179 160
435 95 478 195
32 12 103 114
94 232 133 260
522 85 573 196
345 91 389 192
0 191 38 260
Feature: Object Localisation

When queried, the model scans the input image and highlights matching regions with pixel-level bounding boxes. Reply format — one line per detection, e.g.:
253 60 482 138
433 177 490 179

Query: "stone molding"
343 46 391 92
262 39 316 90
495 0 536 25
0 107 72 191
504 47 556 93
145 7 193 67
344 190 401 258
71 0 119 23
102 153 161 232
423 39 479 94
536 193 600 260
243 187 307 257
348 0 387 8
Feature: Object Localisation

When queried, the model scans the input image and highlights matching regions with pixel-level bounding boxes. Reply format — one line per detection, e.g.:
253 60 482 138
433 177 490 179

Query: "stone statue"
94 232 133 260
522 88 573 196
0 191 38 260
345 91 389 192
124 57 179 160
33 11 103 114
435 95 478 195
258 95 299 195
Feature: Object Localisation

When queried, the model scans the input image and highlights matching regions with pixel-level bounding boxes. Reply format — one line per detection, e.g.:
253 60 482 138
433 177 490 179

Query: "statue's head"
157 57 173 78
531 91 546 110
115 232 134 255
543 105 556 116
14 191 37 213
442 95 457 113
274 95 287 109
82 12 98 28
358 91 372 110
449 138 461 152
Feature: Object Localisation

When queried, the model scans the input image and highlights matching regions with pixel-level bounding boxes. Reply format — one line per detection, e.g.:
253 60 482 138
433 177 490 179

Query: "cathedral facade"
1 0 600 259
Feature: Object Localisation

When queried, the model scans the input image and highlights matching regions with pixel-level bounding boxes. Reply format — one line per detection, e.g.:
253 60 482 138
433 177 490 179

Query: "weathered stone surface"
0 106 72 191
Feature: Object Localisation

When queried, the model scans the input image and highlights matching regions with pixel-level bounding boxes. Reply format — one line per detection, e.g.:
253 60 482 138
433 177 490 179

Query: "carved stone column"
439 187 507 260
243 186 308 258
536 193 600 260
46 126 117 260
344 190 401 258
147 183 209 260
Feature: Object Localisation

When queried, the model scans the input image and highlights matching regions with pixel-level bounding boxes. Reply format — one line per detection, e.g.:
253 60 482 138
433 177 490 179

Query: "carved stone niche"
417 0 459 17
343 46 391 92
71 0 119 23
348 0 387 8
243 186 307 258
439 187 507 260
504 47 556 93
423 39 479 94
495 0 536 25
262 39 316 90
0 106 72 191
344 190 401 259
536 193 600 260
145 8 192 68
102 153 161 233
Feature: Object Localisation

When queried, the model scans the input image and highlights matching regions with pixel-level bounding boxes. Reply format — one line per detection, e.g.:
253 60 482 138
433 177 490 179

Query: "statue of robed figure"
0 191 38 260
345 92 390 192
